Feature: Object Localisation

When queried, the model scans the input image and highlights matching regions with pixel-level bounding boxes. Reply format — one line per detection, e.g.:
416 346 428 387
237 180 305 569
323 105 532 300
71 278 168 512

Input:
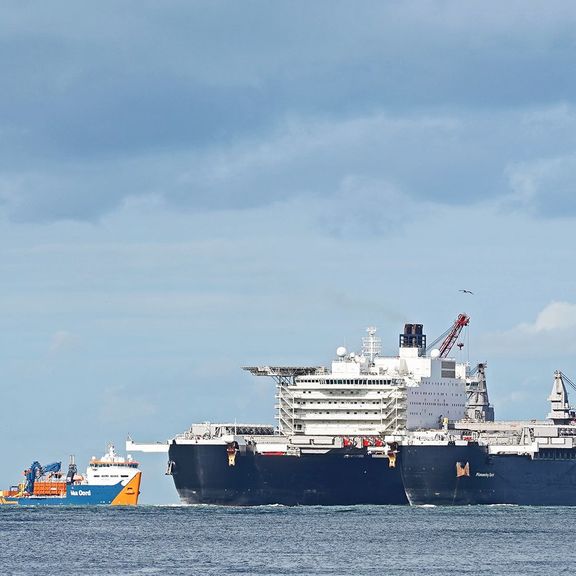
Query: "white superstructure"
84 444 140 486
405 370 576 456
245 323 470 438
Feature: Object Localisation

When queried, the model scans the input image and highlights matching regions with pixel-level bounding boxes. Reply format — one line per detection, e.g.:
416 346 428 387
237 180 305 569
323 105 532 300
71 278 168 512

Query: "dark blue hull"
401 443 576 505
169 443 407 505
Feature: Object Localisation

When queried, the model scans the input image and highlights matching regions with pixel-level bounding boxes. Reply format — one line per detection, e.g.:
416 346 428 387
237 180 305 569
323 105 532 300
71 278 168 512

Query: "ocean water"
0 505 573 575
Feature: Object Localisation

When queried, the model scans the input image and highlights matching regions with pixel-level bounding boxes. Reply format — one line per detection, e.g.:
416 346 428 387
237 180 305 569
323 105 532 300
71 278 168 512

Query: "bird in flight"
459 289 474 294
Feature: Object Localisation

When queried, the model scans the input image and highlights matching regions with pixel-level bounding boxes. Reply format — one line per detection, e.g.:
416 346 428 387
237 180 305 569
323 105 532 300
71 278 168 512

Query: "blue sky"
2 1 576 503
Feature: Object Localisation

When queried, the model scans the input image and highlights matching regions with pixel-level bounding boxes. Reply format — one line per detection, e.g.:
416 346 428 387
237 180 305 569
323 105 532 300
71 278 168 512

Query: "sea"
0 505 573 575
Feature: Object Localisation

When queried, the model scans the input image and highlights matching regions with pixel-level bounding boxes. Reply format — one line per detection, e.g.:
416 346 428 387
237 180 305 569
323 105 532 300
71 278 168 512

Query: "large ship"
129 317 486 505
401 371 576 506
0 445 141 506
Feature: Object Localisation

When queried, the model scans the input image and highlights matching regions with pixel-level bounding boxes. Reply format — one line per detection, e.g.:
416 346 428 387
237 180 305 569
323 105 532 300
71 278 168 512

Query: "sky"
2 1 576 503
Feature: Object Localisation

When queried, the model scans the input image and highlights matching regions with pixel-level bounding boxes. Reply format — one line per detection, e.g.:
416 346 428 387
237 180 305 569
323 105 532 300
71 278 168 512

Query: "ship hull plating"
401 443 576 506
0 474 141 506
169 443 407 505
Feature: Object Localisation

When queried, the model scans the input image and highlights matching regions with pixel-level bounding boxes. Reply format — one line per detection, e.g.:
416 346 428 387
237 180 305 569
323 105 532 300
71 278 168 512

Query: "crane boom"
24 461 62 493
439 313 469 357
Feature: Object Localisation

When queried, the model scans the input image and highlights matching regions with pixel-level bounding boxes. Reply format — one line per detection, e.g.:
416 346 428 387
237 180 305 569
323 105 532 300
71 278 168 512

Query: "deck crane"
425 313 470 358
24 461 61 494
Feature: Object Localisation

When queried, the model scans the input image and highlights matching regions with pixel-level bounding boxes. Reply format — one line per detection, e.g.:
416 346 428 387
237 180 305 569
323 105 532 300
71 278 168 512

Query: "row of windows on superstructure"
296 378 394 386
411 390 463 396
295 400 386 405
90 462 138 468
93 474 130 478
296 390 388 395
292 421 397 431
416 382 463 388
292 401 464 409
409 402 465 407
297 380 462 394
292 411 389 416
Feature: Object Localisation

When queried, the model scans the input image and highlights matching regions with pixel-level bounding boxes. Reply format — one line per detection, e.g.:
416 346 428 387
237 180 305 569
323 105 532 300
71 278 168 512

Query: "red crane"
438 313 470 357
425 313 470 357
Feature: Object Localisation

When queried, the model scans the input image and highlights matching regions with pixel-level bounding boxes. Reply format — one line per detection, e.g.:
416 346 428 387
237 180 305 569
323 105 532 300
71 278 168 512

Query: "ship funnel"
399 323 426 354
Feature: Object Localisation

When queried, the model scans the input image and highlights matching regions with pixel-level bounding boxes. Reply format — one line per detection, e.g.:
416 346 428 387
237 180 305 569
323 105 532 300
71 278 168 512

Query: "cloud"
315 177 422 238
506 154 576 218
49 330 76 353
3 4 576 224
518 302 576 333
0 170 126 223
2 105 576 226
479 302 576 358
99 384 157 425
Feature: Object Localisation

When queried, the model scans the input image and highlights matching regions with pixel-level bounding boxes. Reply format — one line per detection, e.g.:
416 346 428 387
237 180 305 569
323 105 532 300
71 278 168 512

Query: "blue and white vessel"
0 445 141 506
